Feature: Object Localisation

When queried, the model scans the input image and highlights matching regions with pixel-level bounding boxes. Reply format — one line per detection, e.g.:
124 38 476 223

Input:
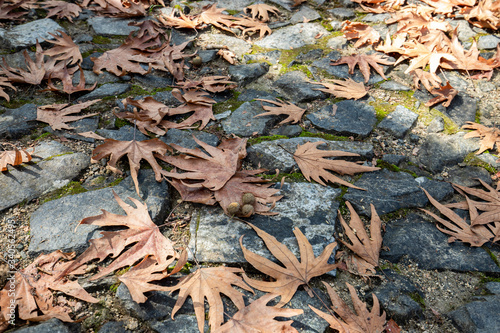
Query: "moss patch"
0 98 32 109
258 172 307 183
39 181 88 204
107 177 124 187
115 118 131 128
299 130 349 141
213 91 243 114
409 292 426 309
370 101 396 123
247 134 288 145
92 35 111 44
463 152 498 174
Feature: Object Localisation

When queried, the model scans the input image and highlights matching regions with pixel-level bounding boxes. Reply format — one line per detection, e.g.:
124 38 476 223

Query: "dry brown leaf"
43 30 82 66
217 49 237 64
36 99 100 131
0 147 32 171
166 266 253 332
410 68 442 92
0 0 29 20
331 53 394 83
233 16 272 39
254 98 306 125
310 282 386 333
0 250 97 326
45 65 97 95
85 0 147 17
337 202 382 276
311 78 368 100
342 21 381 48
214 293 303 333
375 32 407 54
168 178 217 205
57 190 177 281
293 141 380 190
462 0 500 29
197 4 236 32
421 188 496 246
440 30 493 72
462 121 500 155
425 81 458 108
0 41 46 85
158 8 199 29
240 222 337 307
158 136 245 191
0 76 16 101
43 0 82 22
128 19 165 39
77 131 106 140
118 96 170 136
402 41 456 74
91 138 170 195
244 3 280 22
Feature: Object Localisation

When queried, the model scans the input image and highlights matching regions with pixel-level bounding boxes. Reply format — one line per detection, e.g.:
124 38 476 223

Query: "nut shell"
191 55 202 67
241 204 254 217
242 192 256 205
227 202 240 215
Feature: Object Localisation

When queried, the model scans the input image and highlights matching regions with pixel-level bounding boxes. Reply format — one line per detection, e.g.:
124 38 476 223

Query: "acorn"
240 204 254 217
242 192 255 205
191 55 202 68
227 202 241 216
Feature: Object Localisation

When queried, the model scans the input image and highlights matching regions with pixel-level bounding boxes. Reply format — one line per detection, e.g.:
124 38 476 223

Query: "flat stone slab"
97 125 149 141
448 293 500 333
197 34 251 58
0 104 38 139
28 169 169 256
246 137 374 173
188 182 340 265
11 318 70 333
88 17 140 36
380 213 500 273
307 101 376 137
76 83 131 102
0 19 65 49
273 71 327 103
160 128 219 149
0 141 89 212
221 100 278 137
228 62 270 87
377 105 418 138
344 169 454 216
255 23 328 49
416 132 480 173
290 6 321 24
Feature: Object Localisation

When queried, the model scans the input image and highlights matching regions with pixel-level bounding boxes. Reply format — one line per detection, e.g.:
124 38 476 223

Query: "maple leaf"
425 81 458 108
0 250 97 325
375 32 407 54
233 16 273 39
86 0 147 17
0 75 16 101
330 53 394 83
254 98 306 125
91 38 151 76
166 266 254 332
43 30 82 66
158 7 199 29
421 188 497 246
342 21 381 48
176 75 237 93
293 141 380 190
129 19 166 39
214 293 304 333
462 0 500 29
0 146 32 171
43 0 82 22
37 99 100 131
337 202 383 276
91 138 170 195
310 282 386 333
240 223 338 307
402 41 457 74
45 64 97 95
158 136 246 191
244 3 280 22
410 69 442 92
118 96 169 136
197 4 236 33
217 49 237 64
440 30 493 72
168 178 217 205
0 41 46 85
57 190 177 281
462 121 500 155
311 78 368 100
0 0 28 20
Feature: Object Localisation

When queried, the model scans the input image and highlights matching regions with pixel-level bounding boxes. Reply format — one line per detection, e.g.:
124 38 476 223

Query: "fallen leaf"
0 146 32 171
293 141 380 190
36 99 100 131
118 96 170 136
462 121 500 155
244 3 280 22
43 0 82 22
217 49 237 64
410 68 442 92
166 266 253 332
240 223 337 307
91 138 170 195
425 81 457 107
254 98 306 125
311 78 368 100
310 282 386 333
44 65 97 95
43 30 82 66
331 53 394 83
0 76 16 101
214 293 303 333
342 21 381 48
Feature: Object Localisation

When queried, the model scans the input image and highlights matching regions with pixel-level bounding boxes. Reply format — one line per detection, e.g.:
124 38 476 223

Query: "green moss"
44 152 74 161
381 208 411 221
379 262 402 274
31 132 53 141
299 130 349 141
259 172 307 183
370 101 396 123
93 35 111 44
115 118 131 128
108 177 124 187
479 273 500 283
247 134 288 145
337 185 349 216
1 98 31 109
409 292 426 309
225 9 240 15
463 152 498 174
483 247 500 267
376 160 417 177
39 181 88 204
475 110 481 123
213 91 244 114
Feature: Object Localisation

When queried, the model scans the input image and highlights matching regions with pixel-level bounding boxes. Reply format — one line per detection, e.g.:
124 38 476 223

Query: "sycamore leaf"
158 8 200 29
158 136 246 191
375 32 407 54
0 76 16 101
310 282 386 333
244 3 280 22
91 138 170 196
421 188 496 246
462 0 500 29
342 21 381 48
57 190 177 281
240 223 337 307
425 81 457 108
197 4 236 33
0 41 46 85
311 78 368 100
0 0 28 20
0 147 32 171
118 96 170 136
337 202 382 276
462 121 500 154
233 16 273 39
176 75 237 93
162 88 216 129
217 49 237 64
44 65 97 95
129 19 165 39
85 0 147 17
254 98 305 125
168 178 217 205
410 69 442 92
402 41 456 74
43 30 82 66
214 293 303 333
166 267 254 332
293 141 380 190
330 53 394 83
0 250 97 325
43 1 82 22
440 30 493 71
37 99 100 131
